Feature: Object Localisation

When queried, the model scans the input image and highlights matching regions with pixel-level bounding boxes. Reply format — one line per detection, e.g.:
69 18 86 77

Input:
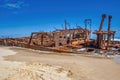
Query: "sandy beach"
0 47 71 80
0 46 120 80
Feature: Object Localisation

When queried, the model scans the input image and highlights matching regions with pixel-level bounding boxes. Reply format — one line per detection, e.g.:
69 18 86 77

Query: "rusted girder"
28 33 34 45
107 15 112 50
99 14 106 31
97 14 106 48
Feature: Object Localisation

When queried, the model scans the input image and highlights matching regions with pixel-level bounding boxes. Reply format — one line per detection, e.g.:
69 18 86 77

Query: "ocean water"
91 37 120 41
113 38 120 41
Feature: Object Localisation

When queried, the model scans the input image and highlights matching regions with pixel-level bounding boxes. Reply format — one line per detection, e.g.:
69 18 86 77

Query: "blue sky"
0 0 120 38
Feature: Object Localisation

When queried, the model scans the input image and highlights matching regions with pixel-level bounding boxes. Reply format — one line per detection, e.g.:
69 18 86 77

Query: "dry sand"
0 46 120 80
0 47 71 80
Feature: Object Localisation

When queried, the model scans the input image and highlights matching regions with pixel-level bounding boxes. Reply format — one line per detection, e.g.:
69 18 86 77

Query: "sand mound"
0 62 72 80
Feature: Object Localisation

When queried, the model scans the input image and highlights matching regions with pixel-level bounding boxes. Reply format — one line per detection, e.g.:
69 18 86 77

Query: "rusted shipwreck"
0 14 119 53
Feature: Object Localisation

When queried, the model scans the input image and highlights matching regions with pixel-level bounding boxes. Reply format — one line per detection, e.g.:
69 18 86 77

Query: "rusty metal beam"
97 14 106 48
28 33 34 45
107 15 112 49
99 14 106 31
41 34 44 45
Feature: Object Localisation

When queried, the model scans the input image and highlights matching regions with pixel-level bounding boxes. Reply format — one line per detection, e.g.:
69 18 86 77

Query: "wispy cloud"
0 0 29 14
0 0 29 9
4 3 23 9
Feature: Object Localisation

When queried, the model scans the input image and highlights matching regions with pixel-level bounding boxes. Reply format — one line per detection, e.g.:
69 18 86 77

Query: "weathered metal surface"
93 14 116 49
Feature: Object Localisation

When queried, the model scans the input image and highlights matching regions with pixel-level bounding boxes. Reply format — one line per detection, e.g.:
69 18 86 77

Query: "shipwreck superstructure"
28 26 90 48
0 14 119 53
93 14 116 49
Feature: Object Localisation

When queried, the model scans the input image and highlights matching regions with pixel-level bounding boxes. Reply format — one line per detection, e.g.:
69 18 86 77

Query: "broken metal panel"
53 28 90 47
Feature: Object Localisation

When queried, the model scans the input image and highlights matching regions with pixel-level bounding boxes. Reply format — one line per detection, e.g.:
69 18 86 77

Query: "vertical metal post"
41 34 44 46
28 33 34 45
107 15 112 50
98 14 106 48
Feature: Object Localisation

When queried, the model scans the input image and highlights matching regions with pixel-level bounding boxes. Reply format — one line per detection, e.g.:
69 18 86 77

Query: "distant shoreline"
91 38 120 41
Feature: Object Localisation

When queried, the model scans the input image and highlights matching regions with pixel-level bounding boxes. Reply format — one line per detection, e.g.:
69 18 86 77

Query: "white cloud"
5 3 21 9
0 0 29 14
0 0 28 9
